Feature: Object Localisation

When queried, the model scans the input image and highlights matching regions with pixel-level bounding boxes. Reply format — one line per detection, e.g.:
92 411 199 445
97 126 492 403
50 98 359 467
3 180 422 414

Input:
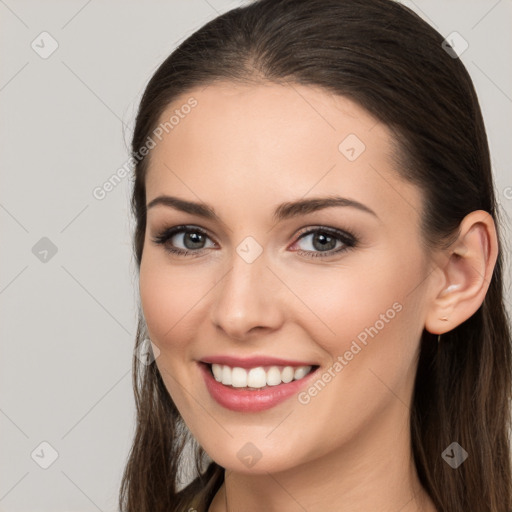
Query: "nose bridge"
210 240 282 338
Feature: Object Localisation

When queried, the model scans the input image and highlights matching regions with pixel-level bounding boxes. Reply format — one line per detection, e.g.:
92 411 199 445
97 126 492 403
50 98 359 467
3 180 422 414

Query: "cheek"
289 250 426 365
284 255 426 447
139 253 208 349
138 256 211 409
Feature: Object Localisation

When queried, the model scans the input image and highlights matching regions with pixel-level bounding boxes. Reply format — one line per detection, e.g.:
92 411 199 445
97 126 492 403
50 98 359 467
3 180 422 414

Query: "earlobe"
424 210 498 335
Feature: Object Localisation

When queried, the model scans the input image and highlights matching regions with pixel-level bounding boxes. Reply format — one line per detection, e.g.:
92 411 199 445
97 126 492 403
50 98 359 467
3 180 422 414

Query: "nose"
209 248 284 341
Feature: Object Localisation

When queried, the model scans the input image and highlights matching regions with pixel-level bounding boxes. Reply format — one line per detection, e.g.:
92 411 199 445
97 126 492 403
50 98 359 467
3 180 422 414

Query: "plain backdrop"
1 1 511 510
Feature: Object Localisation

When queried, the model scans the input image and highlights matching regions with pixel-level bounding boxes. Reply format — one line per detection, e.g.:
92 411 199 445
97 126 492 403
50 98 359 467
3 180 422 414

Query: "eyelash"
151 224 358 259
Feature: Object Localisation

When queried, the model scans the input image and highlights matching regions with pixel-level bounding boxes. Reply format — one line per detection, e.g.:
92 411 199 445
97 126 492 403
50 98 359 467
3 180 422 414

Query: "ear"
424 210 498 335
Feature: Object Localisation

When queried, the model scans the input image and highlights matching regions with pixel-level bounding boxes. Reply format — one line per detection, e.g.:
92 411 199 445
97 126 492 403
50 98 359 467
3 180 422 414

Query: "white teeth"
266 367 282 386
247 367 267 388
281 366 294 383
221 365 231 385
210 363 313 388
231 367 248 387
293 366 310 380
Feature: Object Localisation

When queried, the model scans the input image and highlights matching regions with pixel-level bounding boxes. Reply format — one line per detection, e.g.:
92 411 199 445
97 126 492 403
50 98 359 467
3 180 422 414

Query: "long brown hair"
119 0 512 510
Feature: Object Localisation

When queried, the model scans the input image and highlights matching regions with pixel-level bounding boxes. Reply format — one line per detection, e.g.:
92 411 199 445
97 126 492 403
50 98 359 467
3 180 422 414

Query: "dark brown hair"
119 0 512 510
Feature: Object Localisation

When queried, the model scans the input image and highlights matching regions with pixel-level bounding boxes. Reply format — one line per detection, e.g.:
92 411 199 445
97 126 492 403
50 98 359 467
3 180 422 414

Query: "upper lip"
200 355 318 368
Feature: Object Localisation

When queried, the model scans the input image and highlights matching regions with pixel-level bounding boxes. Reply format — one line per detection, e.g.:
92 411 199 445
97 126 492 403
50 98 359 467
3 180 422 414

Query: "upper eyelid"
152 225 215 243
296 225 355 238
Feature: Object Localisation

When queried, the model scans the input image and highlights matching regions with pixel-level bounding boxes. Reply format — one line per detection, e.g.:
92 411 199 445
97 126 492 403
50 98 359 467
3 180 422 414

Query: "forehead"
153 81 387 157
144 81 422 224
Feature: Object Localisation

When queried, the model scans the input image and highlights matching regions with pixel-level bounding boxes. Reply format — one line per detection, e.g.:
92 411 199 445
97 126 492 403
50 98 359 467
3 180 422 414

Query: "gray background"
1 1 511 510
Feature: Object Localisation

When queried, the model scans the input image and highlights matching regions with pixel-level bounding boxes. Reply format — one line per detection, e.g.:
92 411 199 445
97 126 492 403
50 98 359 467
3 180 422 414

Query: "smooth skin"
138 82 498 512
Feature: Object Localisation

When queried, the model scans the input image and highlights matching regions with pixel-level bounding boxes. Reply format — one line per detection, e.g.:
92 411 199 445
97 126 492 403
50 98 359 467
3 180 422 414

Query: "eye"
152 224 358 259
291 226 357 258
151 225 216 257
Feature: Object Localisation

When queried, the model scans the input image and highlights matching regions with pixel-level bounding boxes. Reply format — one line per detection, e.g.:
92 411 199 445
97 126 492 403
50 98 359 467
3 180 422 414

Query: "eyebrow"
146 194 378 222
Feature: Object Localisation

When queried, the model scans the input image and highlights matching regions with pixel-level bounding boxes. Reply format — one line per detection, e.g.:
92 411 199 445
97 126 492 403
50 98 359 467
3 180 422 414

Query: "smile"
198 361 320 412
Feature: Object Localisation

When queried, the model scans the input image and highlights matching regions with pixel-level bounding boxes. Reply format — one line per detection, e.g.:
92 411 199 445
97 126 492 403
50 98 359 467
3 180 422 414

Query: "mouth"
198 360 320 412
201 362 320 390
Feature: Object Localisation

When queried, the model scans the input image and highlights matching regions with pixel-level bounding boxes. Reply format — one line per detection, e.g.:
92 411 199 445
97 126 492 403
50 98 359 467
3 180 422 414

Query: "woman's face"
139 82 436 474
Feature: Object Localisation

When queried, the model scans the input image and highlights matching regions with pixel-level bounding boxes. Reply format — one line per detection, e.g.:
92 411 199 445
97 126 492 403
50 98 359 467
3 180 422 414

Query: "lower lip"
198 362 319 412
